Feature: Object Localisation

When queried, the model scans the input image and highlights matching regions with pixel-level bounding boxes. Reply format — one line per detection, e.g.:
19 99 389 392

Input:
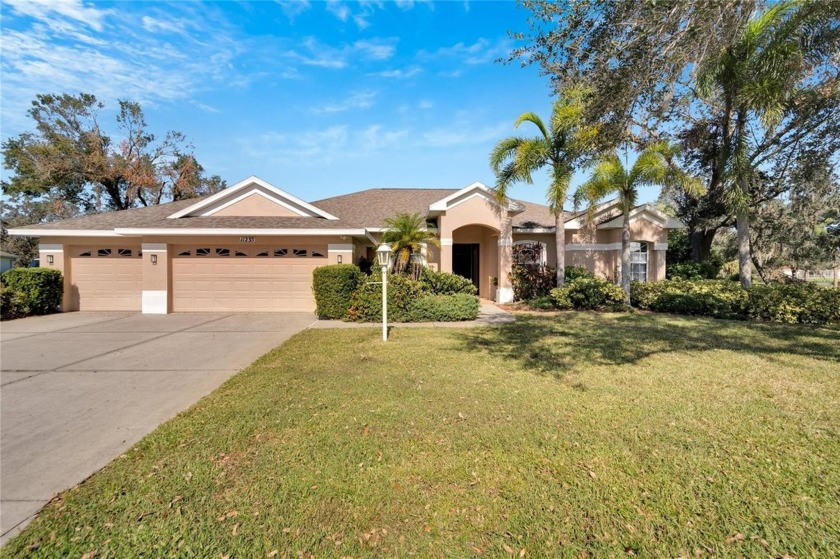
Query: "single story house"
1 251 19 273
9 176 682 313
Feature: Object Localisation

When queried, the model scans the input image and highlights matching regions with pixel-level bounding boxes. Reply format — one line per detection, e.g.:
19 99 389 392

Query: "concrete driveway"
0 311 316 544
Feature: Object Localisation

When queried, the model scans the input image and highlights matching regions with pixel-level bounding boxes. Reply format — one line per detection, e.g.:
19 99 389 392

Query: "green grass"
5 313 840 558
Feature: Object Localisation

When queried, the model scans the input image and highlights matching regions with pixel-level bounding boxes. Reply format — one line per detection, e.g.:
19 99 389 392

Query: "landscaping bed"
4 313 839 557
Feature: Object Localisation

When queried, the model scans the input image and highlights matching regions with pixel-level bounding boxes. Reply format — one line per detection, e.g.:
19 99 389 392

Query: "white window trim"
513 240 548 265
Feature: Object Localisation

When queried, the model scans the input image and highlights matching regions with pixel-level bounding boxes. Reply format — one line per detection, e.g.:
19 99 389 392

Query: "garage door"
172 245 327 312
70 246 143 311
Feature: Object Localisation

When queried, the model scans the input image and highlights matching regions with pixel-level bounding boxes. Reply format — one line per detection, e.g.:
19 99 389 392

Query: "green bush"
565 266 594 281
0 285 30 320
666 258 723 280
419 268 477 295
0 268 63 316
630 279 840 325
550 277 627 311
312 264 363 319
405 293 480 322
526 295 555 310
345 274 426 322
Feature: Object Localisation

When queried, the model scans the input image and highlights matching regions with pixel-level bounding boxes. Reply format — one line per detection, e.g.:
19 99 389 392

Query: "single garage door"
70 246 143 311
172 245 327 312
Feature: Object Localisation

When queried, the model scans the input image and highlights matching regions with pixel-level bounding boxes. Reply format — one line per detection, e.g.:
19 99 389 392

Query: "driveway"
0 312 315 544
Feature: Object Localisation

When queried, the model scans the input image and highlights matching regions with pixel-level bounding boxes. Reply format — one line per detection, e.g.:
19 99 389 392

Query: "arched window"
513 241 548 266
630 242 648 282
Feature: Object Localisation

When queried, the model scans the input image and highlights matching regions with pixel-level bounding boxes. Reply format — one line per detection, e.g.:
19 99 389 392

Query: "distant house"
0 251 18 273
9 176 683 314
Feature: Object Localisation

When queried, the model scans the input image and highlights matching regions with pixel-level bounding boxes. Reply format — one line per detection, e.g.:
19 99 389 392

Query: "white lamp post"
376 243 392 342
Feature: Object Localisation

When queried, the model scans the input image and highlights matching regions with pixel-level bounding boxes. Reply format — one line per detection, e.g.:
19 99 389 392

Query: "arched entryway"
451 224 500 300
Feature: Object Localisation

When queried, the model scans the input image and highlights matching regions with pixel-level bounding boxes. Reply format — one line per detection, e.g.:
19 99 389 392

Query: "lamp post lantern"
376 244 392 342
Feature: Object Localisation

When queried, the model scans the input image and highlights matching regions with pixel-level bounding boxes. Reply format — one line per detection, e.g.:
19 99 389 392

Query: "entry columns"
497 211 514 303
40 243 70 311
141 243 169 314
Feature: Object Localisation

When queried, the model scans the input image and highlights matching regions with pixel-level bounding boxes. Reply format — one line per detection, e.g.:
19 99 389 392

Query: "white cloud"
421 122 510 148
418 99 434 110
433 38 512 65
353 39 396 60
276 0 311 20
373 66 422 79
313 90 378 113
325 0 350 21
141 15 183 34
4 0 110 31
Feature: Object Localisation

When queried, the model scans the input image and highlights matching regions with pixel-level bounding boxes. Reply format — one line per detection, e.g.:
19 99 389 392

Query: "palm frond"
513 112 550 142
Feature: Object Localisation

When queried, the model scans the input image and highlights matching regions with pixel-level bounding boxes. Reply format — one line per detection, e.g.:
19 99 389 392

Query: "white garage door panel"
172 257 321 312
71 255 143 311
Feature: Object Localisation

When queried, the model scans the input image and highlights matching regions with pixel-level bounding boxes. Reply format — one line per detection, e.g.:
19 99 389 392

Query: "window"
273 248 287 257
196 248 211 256
293 249 308 257
178 250 191 257
97 248 112 257
78 250 92 257
117 249 133 257
256 250 269 257
312 251 326 258
513 241 547 266
630 242 648 282
234 250 248 257
216 248 230 257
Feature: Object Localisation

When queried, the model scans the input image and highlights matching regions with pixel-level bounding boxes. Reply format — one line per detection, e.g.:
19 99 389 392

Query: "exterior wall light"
151 254 158 265
337 254 343 264
47 254 54 265
376 243 392 342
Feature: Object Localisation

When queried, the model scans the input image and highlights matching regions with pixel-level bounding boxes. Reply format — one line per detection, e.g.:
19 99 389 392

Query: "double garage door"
171 244 325 312
70 244 326 312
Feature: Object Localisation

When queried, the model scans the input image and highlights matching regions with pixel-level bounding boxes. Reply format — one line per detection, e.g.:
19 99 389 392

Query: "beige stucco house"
9 176 682 314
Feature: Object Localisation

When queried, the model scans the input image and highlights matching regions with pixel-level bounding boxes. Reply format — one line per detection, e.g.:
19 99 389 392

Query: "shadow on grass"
458 312 840 381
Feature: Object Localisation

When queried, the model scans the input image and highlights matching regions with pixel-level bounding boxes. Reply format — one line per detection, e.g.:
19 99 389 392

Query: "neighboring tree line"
492 0 839 291
2 93 226 265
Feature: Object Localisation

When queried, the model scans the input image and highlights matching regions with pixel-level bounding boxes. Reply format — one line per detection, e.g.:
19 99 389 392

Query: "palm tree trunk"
621 209 631 302
555 210 565 286
736 209 751 288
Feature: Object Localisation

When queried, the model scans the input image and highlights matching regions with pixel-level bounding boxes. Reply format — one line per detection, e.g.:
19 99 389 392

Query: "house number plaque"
240 236 256 243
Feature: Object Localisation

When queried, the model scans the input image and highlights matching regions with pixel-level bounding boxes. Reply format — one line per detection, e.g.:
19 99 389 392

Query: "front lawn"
5 313 839 557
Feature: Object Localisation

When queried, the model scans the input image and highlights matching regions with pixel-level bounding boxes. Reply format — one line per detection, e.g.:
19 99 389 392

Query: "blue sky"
1 0 647 206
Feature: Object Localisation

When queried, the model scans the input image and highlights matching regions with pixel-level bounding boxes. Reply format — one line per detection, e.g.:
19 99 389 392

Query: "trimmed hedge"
419 268 477 295
344 273 480 322
406 293 480 322
631 279 840 325
0 268 63 317
550 277 627 311
312 264 363 319
1 286 30 320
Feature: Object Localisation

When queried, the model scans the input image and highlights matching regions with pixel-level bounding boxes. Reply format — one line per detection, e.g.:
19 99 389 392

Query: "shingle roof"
14 187 559 231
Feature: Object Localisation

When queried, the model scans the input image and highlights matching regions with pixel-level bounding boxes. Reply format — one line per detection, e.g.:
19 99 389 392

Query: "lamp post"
376 243 392 342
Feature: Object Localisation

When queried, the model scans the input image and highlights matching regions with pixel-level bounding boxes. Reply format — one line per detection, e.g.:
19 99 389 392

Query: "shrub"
0 285 30 320
312 265 363 319
0 268 63 316
419 268 477 295
550 277 627 311
512 263 557 301
405 293 480 322
526 295 555 310
345 274 426 322
630 279 748 320
565 266 594 281
630 279 840 325
666 258 723 280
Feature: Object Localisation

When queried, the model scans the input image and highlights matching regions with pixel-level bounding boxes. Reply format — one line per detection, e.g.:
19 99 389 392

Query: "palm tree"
382 212 440 275
489 87 598 285
697 0 834 287
576 142 700 301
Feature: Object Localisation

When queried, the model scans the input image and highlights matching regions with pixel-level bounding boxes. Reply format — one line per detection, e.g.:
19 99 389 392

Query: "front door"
453 243 480 292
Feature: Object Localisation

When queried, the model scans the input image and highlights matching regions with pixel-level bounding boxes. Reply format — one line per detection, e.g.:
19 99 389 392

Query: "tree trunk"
621 209 631 303
736 208 752 288
689 229 717 262
555 210 565 286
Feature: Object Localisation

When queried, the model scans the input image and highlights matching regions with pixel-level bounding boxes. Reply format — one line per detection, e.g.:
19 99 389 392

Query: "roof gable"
428 182 525 214
167 176 339 220
595 204 684 229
